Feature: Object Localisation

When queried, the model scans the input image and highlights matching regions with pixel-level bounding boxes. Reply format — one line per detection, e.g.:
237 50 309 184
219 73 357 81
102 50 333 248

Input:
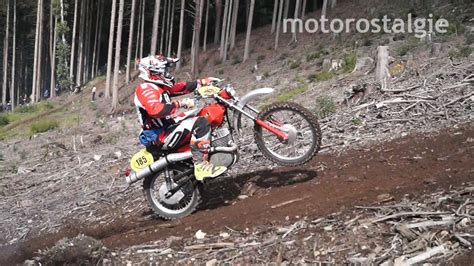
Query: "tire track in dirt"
1 124 473 264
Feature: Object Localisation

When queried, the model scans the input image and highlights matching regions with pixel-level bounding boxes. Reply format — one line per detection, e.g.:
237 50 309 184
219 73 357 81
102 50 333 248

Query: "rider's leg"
190 117 227 181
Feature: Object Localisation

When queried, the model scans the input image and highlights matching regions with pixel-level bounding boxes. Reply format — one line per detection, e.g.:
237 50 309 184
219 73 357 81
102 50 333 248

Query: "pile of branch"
108 184 473 264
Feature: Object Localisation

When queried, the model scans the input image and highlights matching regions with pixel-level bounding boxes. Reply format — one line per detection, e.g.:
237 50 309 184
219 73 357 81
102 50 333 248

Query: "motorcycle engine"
210 127 237 168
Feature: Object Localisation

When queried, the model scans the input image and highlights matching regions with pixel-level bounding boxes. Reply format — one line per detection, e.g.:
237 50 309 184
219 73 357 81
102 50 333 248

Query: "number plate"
130 149 154 172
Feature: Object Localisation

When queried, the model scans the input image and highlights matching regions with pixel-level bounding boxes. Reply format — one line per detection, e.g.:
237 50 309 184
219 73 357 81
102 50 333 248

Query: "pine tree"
105 0 118 99
2 0 10 106
126 0 137 83
243 0 254 62
112 0 125 110
176 0 185 69
150 0 161 55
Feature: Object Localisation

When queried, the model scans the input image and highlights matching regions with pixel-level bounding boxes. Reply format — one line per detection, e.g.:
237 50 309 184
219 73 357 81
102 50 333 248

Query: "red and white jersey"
134 81 200 129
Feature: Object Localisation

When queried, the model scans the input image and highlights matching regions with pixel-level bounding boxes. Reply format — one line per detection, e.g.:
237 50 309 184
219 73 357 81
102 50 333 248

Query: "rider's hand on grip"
200 77 221 86
179 98 195 109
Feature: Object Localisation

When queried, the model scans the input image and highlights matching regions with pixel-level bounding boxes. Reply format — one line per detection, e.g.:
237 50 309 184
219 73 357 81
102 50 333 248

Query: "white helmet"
137 55 180 88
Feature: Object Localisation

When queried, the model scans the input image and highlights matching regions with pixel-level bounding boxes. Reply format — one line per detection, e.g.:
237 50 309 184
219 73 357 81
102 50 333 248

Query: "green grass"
30 120 59 134
276 86 308 102
314 96 337 118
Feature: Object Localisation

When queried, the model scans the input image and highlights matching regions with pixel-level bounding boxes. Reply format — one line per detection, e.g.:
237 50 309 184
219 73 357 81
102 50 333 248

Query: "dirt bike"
125 79 321 219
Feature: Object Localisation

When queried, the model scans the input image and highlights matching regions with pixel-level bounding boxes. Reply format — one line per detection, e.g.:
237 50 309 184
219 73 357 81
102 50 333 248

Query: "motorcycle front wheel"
254 102 321 166
143 166 200 220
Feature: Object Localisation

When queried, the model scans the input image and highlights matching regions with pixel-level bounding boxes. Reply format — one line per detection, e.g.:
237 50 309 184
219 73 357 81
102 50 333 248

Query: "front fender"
233 88 274 134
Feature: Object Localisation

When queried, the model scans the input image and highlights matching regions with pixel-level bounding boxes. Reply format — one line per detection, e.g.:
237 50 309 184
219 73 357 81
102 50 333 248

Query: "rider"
134 55 227 181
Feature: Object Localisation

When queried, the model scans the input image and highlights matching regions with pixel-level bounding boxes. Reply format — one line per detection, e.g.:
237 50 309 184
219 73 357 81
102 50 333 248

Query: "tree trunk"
176 0 185 69
283 0 289 19
50 2 57 98
135 0 143 67
167 0 176 56
69 0 78 90
150 0 161 55
105 0 117 98
11 0 17 108
94 1 104 77
271 0 278 34
83 0 92 82
243 0 254 62
331 0 337 9
112 0 125 110
301 0 307 20
274 0 284 50
191 0 203 78
214 0 222 44
291 0 301 43
322 0 328 17
76 0 85 87
140 0 146 59
376 46 390 91
160 0 168 54
91 0 102 79
60 0 66 44
202 0 209 51
2 0 10 106
229 0 239 49
32 0 40 102
223 0 232 61
219 0 230 60
126 0 137 83
36 0 44 102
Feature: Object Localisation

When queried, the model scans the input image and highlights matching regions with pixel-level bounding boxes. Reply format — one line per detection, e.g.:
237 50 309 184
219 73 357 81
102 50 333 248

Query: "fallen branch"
271 196 310 209
444 92 474 107
184 242 235 250
368 211 450 224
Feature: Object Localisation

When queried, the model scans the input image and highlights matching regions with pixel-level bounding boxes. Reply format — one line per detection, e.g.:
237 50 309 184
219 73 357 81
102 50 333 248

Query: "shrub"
315 71 335 81
314 96 337 118
0 115 9 127
306 52 322 61
397 38 422 56
343 53 357 73
449 46 473 58
289 61 300 69
30 120 59 134
352 117 363 126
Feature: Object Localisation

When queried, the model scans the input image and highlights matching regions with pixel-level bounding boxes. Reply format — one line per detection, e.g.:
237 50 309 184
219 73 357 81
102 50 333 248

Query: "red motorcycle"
125 79 321 219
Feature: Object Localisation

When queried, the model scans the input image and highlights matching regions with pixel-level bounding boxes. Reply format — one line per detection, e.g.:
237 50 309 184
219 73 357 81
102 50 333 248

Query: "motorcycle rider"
134 54 226 181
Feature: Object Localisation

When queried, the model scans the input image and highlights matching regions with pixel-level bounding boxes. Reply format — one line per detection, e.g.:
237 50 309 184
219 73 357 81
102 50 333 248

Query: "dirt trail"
1 124 473 264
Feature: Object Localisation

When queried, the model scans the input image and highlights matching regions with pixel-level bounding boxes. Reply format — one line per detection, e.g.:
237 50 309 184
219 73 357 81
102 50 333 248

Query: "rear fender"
233 88 274 134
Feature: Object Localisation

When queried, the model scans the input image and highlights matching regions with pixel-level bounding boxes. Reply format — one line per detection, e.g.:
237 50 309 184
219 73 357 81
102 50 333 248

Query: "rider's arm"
136 84 180 118
167 81 200 96
167 78 213 96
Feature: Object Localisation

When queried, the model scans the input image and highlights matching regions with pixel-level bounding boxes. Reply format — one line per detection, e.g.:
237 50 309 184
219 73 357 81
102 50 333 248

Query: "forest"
0 0 327 110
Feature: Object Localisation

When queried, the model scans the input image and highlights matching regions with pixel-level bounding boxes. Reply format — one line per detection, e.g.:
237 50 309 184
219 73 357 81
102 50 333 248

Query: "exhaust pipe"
125 144 238 185
126 152 193 184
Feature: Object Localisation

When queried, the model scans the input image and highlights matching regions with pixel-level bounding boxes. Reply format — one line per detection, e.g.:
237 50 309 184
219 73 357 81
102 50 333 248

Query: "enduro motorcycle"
125 79 321 219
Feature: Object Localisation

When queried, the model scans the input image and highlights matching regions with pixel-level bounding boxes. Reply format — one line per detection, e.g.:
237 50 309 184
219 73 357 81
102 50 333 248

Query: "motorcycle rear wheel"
254 102 321 166
143 166 200 220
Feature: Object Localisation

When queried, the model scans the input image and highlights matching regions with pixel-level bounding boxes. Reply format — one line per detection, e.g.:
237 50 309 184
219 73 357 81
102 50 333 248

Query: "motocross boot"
194 162 227 181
